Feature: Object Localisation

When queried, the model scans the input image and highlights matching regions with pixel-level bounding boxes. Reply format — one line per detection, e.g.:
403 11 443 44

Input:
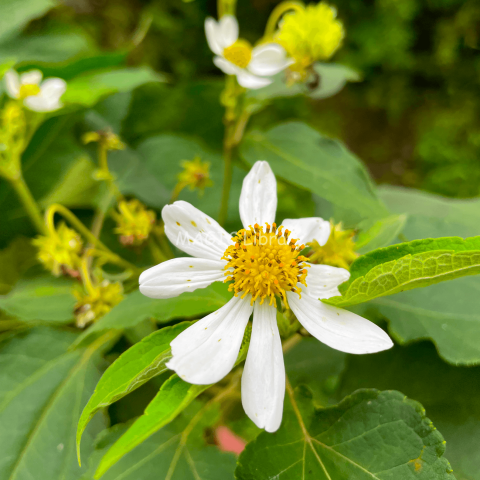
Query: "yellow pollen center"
19 84 40 99
223 40 253 69
222 223 308 307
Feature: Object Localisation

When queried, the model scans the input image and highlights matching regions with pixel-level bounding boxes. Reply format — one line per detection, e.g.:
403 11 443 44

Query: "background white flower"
5 69 66 112
205 15 292 89
140 161 393 432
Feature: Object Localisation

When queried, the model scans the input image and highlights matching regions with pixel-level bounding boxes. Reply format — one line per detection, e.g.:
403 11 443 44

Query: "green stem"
218 134 234 227
9 174 47 234
264 1 304 38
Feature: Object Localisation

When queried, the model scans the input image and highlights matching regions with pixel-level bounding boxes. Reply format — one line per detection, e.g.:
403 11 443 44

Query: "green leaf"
0 327 113 479
0 276 76 323
338 341 480 479
326 236 480 308
356 214 408 253
83 411 236 480
76 322 192 460
75 282 231 345
0 0 55 43
236 386 453 480
247 63 360 102
241 122 388 224
63 67 165 107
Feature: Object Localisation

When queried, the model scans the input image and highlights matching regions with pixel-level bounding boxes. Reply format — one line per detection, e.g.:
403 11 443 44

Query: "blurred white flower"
140 161 393 433
205 15 292 89
4 69 66 112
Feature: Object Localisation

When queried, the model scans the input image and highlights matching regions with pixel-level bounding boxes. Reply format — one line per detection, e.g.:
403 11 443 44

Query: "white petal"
287 287 393 354
167 295 253 384
218 15 238 48
139 257 227 299
213 56 242 75
4 70 20 98
306 264 350 300
205 18 223 55
242 301 285 432
24 95 62 112
236 70 272 89
239 161 277 228
162 201 232 260
39 78 66 99
19 69 42 85
281 217 331 246
248 43 293 76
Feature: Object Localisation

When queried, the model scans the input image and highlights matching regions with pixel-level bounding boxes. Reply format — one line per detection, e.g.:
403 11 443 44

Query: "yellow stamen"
223 39 253 69
19 84 40 99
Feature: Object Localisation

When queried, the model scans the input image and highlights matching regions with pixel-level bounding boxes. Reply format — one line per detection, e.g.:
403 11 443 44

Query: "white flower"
140 161 393 432
205 15 292 89
4 69 66 112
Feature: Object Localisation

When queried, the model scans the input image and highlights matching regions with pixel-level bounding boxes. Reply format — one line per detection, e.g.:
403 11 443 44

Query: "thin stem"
282 332 302 353
9 173 47 234
148 236 167 263
218 134 234 226
80 256 96 294
264 1 304 38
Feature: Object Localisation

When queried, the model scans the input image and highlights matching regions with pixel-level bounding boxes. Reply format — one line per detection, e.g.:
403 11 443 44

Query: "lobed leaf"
76 322 193 462
236 386 453 480
326 236 480 308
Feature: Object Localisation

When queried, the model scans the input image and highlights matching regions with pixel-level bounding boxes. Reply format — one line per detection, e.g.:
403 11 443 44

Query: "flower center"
223 40 253 69
19 84 40 99
222 223 308 306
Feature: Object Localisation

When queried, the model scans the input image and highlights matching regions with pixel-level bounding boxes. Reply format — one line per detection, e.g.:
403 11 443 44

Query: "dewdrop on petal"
308 221 358 270
275 3 344 81
113 199 156 247
33 223 83 277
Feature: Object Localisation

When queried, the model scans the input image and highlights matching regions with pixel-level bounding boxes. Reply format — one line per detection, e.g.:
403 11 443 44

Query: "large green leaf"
75 282 231 345
77 322 192 459
338 341 480 479
63 67 165 107
236 386 453 480
326 236 480 308
0 0 55 43
240 122 387 224
82 409 236 480
0 237 36 295
0 327 112 480
0 276 76 323
356 214 408 253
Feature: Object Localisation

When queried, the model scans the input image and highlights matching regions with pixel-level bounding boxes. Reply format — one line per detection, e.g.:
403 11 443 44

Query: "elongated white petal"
248 43 293 76
39 78 66 99
287 287 393 354
239 161 277 228
281 217 331 246
19 69 42 85
218 15 238 48
306 264 350 300
213 56 241 75
4 70 20 98
236 70 272 89
167 295 253 384
242 301 285 432
139 257 226 299
162 201 232 260
24 78 67 112
205 18 223 55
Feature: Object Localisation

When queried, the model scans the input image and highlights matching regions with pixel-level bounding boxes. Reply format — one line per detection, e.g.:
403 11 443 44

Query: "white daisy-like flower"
140 161 393 432
205 15 293 89
4 69 66 112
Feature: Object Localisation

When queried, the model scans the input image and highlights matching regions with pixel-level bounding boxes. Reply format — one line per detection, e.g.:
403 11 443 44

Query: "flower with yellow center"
74 280 123 328
4 69 66 112
177 157 213 193
33 223 83 277
139 161 393 432
113 199 156 246
275 3 344 78
205 15 293 89
308 221 358 270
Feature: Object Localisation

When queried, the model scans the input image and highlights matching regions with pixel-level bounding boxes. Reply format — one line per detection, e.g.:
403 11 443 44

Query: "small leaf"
76 322 192 461
326 236 480 308
356 214 408 253
241 122 388 224
236 386 453 479
0 276 76 323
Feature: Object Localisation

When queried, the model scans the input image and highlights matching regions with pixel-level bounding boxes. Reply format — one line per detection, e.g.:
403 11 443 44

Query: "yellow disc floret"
275 3 344 75
19 84 41 100
223 39 253 69
222 223 309 307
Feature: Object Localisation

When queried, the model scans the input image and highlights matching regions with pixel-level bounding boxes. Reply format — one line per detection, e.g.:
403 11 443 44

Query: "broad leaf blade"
76 322 192 460
236 387 453 479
